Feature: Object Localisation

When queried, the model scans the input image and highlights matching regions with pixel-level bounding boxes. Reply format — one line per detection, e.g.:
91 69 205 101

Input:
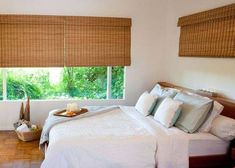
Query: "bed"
40 82 235 168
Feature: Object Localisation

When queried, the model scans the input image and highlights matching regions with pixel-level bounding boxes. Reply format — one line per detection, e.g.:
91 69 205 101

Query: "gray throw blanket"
39 106 119 151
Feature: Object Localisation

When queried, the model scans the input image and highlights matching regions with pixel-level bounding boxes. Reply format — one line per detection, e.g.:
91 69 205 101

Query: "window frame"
2 68 7 100
0 67 125 101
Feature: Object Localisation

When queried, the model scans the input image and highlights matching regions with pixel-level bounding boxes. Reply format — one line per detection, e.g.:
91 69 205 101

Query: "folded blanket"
39 106 119 151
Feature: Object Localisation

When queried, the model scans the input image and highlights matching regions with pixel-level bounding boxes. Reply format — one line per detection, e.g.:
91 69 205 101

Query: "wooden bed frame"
158 82 235 168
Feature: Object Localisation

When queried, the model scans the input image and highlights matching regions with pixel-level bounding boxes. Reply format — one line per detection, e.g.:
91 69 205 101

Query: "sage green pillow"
149 84 178 115
174 92 213 133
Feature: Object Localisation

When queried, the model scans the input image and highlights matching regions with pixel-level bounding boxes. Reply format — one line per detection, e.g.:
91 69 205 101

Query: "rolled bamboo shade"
177 3 235 57
0 15 64 67
0 15 131 67
65 16 131 66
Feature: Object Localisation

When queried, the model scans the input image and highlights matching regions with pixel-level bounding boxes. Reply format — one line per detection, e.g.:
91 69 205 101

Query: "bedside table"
232 148 235 160
231 148 235 168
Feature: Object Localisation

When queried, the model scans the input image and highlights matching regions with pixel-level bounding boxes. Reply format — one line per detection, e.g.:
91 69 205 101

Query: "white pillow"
210 115 235 141
198 101 224 132
154 97 183 128
135 91 157 116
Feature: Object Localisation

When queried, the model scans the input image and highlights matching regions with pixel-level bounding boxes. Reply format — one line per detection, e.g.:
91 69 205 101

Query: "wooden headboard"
158 82 235 120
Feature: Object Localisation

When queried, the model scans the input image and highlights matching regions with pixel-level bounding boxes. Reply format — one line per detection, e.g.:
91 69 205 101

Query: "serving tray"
53 108 88 117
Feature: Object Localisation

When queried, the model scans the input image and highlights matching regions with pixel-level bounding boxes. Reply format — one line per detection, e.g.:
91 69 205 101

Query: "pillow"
150 84 180 98
180 91 224 133
135 91 158 116
198 101 224 132
154 97 183 128
210 115 235 141
149 84 179 115
174 92 213 133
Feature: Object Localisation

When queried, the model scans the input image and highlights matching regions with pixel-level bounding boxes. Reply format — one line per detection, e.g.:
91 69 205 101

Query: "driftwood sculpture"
18 97 31 121
24 97 30 121
14 97 31 129
19 102 24 120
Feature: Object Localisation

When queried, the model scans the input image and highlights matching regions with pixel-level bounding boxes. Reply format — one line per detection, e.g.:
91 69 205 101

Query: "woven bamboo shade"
0 15 64 67
0 15 131 67
178 3 235 57
65 16 131 66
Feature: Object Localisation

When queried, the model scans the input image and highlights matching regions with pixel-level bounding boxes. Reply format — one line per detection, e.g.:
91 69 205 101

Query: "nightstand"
231 148 235 167
232 148 235 160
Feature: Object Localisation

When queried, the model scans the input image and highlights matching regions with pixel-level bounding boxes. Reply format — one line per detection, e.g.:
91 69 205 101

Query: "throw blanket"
39 106 118 151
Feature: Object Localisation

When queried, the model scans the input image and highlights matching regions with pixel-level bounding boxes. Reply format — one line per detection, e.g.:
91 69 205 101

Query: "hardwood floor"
0 131 43 168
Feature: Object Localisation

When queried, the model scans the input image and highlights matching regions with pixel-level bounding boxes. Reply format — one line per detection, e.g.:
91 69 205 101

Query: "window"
1 67 124 100
178 4 234 57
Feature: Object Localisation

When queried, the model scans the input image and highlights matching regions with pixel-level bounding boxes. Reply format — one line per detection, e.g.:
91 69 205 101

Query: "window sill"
0 98 125 103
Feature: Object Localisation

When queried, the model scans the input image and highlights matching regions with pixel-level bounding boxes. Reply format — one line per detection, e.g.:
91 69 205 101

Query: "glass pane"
7 68 63 100
0 69 2 100
62 67 107 99
111 66 124 99
6 67 107 100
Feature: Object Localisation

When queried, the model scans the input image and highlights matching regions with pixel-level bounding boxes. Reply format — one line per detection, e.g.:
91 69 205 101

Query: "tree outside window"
2 67 124 100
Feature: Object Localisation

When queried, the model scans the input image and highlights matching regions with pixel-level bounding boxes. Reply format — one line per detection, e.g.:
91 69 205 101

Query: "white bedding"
188 133 229 156
144 116 229 157
142 114 229 157
41 107 158 168
41 106 228 168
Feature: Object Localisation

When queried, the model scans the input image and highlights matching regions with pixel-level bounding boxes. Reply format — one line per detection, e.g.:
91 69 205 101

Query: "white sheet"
123 107 228 165
188 133 229 156
41 107 158 168
143 114 189 168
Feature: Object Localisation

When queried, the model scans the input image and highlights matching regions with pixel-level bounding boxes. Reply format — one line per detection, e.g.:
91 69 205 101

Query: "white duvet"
41 106 189 168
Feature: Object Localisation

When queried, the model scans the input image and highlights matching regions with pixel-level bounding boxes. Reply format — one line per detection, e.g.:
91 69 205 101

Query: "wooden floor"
0 131 43 168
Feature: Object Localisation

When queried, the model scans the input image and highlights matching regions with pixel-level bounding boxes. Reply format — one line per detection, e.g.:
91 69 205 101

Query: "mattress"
188 133 229 156
145 115 229 157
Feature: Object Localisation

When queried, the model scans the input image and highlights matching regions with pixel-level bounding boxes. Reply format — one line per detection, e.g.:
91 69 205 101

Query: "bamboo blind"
177 4 235 57
65 16 131 66
0 15 64 67
0 15 131 67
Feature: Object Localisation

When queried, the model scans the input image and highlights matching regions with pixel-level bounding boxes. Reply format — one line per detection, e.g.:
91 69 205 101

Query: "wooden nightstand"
231 148 235 168
232 148 235 160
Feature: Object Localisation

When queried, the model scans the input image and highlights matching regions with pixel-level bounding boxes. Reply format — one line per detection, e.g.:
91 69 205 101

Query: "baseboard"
0 126 14 131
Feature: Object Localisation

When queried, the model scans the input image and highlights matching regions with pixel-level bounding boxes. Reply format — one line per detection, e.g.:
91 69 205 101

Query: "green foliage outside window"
62 67 107 99
111 67 124 99
4 67 124 100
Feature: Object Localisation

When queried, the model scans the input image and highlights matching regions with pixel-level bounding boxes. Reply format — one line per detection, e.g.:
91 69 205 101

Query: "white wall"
1 0 235 130
164 0 235 99
0 0 167 129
